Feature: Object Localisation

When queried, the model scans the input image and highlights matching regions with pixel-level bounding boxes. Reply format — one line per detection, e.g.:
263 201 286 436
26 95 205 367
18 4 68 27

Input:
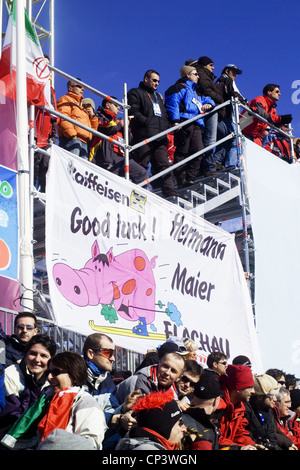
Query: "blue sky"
47 0 300 137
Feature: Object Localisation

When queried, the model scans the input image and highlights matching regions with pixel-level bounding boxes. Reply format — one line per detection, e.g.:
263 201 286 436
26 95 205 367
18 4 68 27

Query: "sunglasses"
16 324 35 331
93 348 115 359
47 368 68 377
72 84 84 89
151 79 160 83
190 72 199 76
180 375 198 386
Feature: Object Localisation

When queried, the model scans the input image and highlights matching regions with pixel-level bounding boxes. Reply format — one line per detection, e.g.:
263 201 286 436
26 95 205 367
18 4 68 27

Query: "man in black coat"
127 70 176 198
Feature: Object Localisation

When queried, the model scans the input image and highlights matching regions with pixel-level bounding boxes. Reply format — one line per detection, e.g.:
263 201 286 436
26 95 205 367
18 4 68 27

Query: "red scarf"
38 387 79 441
142 427 179 451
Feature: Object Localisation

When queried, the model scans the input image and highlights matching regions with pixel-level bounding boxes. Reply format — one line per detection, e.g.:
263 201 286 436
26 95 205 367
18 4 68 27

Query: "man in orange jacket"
57 79 98 160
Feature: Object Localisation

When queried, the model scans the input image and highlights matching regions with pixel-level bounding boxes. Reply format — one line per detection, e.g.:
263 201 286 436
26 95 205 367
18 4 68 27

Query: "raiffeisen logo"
291 80 300 104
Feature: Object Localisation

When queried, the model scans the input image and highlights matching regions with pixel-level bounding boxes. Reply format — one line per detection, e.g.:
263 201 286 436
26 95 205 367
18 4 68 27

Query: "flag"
0 0 52 107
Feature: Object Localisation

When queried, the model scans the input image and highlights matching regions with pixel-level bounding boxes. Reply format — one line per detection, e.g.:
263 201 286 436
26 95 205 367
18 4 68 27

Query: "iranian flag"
0 0 52 107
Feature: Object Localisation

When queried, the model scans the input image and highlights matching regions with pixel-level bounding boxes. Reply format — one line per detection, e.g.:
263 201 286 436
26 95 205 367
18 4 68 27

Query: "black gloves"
280 114 293 124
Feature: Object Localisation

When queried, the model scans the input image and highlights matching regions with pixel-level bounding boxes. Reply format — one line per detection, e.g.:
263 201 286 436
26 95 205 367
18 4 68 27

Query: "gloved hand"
280 114 293 124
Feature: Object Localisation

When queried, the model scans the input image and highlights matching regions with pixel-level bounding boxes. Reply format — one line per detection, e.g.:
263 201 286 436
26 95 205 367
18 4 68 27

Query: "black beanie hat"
194 374 222 399
198 56 214 66
133 389 182 439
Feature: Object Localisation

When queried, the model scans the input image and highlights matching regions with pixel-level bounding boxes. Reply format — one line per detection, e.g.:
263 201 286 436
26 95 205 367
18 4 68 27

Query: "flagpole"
16 0 34 311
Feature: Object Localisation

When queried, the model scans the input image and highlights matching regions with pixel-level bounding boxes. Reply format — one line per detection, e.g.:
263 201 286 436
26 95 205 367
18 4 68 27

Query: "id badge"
192 97 202 113
153 102 162 116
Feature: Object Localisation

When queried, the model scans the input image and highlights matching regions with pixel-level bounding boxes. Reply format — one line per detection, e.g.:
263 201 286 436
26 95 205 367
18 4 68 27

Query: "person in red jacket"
241 84 292 146
218 365 266 449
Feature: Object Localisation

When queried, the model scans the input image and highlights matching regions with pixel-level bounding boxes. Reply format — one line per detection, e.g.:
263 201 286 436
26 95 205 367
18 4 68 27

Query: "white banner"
244 139 300 374
46 145 262 372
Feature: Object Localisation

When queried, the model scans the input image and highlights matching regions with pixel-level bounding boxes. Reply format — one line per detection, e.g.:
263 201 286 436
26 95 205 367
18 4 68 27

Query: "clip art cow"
52 240 157 336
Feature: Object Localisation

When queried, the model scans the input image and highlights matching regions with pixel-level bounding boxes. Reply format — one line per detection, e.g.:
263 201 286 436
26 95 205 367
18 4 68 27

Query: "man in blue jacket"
165 65 215 188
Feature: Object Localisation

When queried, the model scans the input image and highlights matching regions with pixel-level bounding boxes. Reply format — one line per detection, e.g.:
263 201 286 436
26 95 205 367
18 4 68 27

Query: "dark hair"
67 78 82 89
206 352 227 369
25 334 57 357
263 84 280 95
183 359 203 377
51 352 87 386
83 333 114 358
14 312 37 328
102 96 118 109
265 368 286 381
144 69 159 79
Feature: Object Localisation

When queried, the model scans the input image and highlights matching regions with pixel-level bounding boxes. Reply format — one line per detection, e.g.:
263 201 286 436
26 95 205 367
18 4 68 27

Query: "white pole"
16 0 34 311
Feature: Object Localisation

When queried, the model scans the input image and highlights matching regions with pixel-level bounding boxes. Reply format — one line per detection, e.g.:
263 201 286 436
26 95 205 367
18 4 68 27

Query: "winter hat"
197 56 214 66
194 375 222 399
232 355 252 368
185 58 197 66
224 364 254 390
158 336 189 359
254 374 280 396
180 66 196 78
132 389 182 439
82 98 95 111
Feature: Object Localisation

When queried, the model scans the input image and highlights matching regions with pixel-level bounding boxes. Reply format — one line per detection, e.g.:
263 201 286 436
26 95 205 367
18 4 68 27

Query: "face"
227 69 238 81
214 358 228 376
238 386 254 402
268 87 281 102
278 393 291 418
187 70 199 83
47 362 73 393
168 417 187 444
69 82 84 96
82 104 94 116
277 375 286 388
106 102 120 115
144 73 160 91
176 371 201 396
157 354 185 388
14 316 38 343
25 343 52 380
185 350 198 361
86 337 116 372
263 394 277 409
204 62 214 72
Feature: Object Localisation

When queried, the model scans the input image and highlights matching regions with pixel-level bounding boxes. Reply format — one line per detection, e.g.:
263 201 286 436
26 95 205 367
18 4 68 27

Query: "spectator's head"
253 374 280 409
101 96 120 116
185 59 197 67
67 78 84 96
265 368 286 387
222 64 242 81
285 373 299 391
263 84 281 102
83 333 115 372
192 373 222 414
182 337 199 361
232 355 252 368
179 65 199 83
222 364 255 403
82 98 95 115
14 312 38 343
158 336 189 360
143 70 160 92
157 352 186 389
132 389 186 445
206 351 228 376
197 56 214 73
24 334 57 381
47 351 88 393
176 360 202 397
276 387 291 418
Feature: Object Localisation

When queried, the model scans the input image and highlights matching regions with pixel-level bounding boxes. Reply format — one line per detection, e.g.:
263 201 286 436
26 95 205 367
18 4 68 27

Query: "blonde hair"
182 337 198 352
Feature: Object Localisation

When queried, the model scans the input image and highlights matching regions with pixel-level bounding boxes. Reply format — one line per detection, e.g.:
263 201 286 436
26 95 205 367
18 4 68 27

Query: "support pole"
16 0 34 311
123 83 130 181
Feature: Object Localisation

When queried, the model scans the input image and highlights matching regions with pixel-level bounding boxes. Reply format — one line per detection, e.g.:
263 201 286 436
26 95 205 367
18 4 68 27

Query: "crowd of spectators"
33 55 297 196
0 314 300 451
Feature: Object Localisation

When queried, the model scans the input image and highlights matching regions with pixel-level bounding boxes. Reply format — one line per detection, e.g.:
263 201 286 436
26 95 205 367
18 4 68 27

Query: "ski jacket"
242 95 282 139
165 78 215 127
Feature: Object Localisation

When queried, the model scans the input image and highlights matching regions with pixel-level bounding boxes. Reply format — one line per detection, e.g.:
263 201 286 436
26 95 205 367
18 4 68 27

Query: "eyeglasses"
72 84 84 89
151 79 160 83
93 348 115 359
190 72 199 76
218 361 227 365
47 368 68 377
180 375 198 386
278 380 286 385
178 418 185 427
274 90 280 94
266 394 277 400
16 324 36 331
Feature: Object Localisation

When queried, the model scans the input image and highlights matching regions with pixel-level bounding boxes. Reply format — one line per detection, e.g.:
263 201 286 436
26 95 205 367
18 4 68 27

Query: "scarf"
142 427 179 451
38 386 80 441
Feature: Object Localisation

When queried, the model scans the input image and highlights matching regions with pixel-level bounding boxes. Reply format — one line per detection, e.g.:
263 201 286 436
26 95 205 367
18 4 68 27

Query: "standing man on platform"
127 70 177 198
